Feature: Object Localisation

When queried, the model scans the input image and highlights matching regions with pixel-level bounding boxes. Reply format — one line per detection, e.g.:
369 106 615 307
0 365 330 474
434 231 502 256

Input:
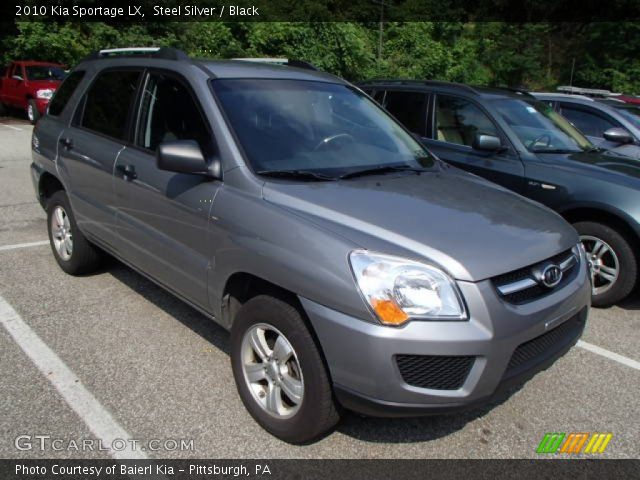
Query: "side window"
383 90 426 135
48 71 85 116
135 73 210 152
434 94 498 146
558 104 617 138
79 70 141 140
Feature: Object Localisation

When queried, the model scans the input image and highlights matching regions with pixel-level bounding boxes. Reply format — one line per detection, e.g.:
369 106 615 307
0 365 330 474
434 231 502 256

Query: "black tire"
27 99 40 124
574 221 637 307
0 102 6 116
230 295 340 444
46 191 102 275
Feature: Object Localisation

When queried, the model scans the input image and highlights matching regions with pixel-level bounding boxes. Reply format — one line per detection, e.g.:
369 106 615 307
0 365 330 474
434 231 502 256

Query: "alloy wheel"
240 323 304 419
580 235 619 295
51 206 73 261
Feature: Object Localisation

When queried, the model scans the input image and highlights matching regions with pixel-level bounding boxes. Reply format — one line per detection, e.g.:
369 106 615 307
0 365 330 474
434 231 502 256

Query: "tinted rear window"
48 71 85 116
79 70 141 140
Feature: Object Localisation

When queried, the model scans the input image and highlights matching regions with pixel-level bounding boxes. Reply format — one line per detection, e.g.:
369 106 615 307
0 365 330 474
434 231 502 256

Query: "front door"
113 71 220 309
423 93 526 193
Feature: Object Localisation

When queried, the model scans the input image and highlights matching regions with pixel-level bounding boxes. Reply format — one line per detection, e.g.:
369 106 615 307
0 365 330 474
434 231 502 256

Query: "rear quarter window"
48 71 85 116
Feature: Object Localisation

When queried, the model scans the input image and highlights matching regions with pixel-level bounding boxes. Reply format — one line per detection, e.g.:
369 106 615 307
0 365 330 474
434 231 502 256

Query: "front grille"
396 355 474 390
493 249 578 305
504 313 585 379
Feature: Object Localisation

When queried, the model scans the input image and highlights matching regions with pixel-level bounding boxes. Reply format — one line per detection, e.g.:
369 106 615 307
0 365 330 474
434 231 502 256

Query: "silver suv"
31 48 591 443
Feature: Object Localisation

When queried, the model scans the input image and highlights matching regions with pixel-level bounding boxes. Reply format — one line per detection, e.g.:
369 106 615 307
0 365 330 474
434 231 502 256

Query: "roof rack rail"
82 47 189 62
231 58 318 71
358 79 479 94
556 86 621 97
489 86 535 97
530 92 594 101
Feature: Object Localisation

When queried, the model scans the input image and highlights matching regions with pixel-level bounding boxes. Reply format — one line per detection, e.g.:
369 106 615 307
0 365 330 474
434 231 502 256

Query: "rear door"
57 68 142 247
379 89 428 137
113 70 219 309
423 93 526 193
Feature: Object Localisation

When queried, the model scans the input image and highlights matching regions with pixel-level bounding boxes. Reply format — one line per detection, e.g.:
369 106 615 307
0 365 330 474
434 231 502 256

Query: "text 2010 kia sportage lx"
31 48 591 443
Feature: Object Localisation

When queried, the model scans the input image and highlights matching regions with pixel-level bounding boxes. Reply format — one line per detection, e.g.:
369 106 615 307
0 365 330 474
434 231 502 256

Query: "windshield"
211 79 436 177
614 106 640 129
25 66 65 81
492 98 592 153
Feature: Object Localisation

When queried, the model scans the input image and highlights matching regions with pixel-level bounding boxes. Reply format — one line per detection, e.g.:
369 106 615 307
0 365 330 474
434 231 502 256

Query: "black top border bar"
6 0 640 22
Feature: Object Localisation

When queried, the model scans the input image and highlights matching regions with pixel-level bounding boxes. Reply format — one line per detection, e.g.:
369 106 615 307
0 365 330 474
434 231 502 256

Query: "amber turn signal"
371 298 409 325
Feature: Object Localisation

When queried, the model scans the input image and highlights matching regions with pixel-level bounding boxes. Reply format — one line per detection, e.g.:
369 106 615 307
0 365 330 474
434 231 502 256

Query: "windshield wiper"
256 169 336 181
585 146 605 153
530 148 580 154
338 165 426 180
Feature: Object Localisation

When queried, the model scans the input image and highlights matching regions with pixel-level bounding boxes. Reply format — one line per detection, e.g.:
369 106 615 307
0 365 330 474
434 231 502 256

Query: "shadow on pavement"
106 261 230 355
617 290 640 311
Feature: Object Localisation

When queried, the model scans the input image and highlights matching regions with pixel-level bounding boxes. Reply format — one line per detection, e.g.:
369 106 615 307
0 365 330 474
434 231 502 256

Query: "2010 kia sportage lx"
31 48 591 444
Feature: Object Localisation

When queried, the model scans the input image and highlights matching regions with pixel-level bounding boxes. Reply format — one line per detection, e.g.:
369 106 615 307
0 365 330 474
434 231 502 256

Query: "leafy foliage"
1 21 637 94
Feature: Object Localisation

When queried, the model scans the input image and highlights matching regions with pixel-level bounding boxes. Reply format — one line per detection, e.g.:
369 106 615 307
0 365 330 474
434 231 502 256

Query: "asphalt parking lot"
0 118 638 460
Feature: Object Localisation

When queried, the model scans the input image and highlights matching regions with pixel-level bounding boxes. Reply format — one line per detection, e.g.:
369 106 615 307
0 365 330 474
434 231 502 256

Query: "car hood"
608 144 640 161
541 149 640 179
26 80 61 90
262 169 577 282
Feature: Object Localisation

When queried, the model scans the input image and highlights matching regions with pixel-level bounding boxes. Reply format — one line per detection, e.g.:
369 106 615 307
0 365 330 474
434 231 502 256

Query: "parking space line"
0 294 148 459
0 123 22 131
577 340 640 371
0 240 49 252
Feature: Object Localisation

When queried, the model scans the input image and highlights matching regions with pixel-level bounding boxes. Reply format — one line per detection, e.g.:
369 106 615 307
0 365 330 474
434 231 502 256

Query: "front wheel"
230 295 339 444
574 221 637 307
27 99 40 124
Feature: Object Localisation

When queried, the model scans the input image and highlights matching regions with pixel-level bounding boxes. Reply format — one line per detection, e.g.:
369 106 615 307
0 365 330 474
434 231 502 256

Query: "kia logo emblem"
541 264 563 288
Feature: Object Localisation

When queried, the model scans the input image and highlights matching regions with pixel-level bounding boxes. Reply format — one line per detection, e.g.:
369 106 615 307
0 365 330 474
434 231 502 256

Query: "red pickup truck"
0 61 66 124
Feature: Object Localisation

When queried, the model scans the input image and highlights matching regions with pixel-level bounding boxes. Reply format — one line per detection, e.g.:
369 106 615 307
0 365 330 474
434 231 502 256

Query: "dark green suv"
360 80 640 307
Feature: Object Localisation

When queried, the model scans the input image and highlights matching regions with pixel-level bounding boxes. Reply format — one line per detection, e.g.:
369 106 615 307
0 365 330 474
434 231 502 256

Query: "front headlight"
36 89 54 100
349 250 467 326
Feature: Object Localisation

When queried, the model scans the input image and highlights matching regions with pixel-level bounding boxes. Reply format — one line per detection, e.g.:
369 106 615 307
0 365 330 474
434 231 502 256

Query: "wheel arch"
221 271 337 390
37 172 65 208
221 272 303 327
559 204 640 250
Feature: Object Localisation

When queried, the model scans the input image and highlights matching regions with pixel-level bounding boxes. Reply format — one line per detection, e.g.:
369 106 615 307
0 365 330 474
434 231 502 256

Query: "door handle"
59 137 73 149
116 164 137 181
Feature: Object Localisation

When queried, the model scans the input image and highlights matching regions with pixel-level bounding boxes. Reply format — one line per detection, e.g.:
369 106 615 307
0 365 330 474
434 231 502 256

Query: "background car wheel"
27 99 40 124
230 295 340 444
0 102 6 116
46 191 102 275
574 221 637 307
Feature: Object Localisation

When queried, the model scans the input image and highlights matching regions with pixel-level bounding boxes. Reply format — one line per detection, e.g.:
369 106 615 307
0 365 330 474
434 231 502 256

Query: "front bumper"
301 257 591 416
34 98 50 115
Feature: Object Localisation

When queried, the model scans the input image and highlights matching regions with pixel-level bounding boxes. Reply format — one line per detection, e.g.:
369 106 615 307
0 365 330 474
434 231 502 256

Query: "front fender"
207 187 370 328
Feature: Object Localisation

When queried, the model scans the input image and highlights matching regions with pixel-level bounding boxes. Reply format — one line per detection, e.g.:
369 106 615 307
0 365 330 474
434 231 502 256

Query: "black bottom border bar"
2 459 639 480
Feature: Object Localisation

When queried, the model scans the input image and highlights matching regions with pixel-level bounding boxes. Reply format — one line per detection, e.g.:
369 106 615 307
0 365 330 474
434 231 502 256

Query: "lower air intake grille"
395 355 474 390
505 313 585 378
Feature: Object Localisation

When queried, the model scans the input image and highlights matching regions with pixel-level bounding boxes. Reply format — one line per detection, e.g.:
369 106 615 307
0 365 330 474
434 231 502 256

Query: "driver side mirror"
12 75 23 82
603 127 633 145
156 140 221 179
472 134 503 151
